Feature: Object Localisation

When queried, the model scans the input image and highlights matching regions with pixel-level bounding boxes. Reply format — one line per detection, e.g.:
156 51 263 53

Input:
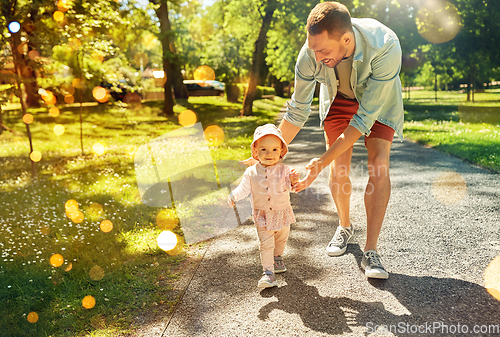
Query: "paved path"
151 109 500 336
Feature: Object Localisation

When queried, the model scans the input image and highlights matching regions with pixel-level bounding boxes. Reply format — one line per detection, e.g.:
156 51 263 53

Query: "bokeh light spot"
71 210 84 223
65 199 79 213
23 114 34 124
53 11 64 22
93 143 105 156
416 0 461 44
17 43 27 55
27 312 39 323
485 256 500 301
157 231 178 252
92 86 108 103
123 92 142 109
28 50 40 60
100 220 113 233
156 209 179 231
89 266 105 281
153 71 166 86
8 22 21 33
82 295 96 309
53 124 65 136
49 107 60 117
133 52 149 68
30 151 42 162
178 110 197 127
64 262 73 272
194 66 215 86
204 125 225 146
64 95 74 104
61 83 75 96
40 89 57 105
431 171 467 205
57 0 71 12
88 203 103 217
72 78 82 89
50 254 64 267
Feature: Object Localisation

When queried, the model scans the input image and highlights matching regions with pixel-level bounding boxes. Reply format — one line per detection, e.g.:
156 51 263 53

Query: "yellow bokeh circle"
194 65 215 84
53 124 65 136
49 107 60 117
100 220 113 233
88 203 104 217
65 199 79 212
71 210 84 223
30 151 42 162
92 86 109 103
23 114 34 124
50 254 64 267
204 125 225 146
178 110 197 127
89 265 105 281
64 95 74 104
53 11 64 22
485 256 500 301
82 295 96 309
27 312 39 323
93 143 105 156
156 209 179 231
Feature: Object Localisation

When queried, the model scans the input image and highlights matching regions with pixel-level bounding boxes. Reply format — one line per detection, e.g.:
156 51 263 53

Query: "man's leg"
364 137 392 252
326 145 355 256
329 146 354 228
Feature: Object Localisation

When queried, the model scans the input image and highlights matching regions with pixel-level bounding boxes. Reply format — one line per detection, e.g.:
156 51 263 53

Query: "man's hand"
228 196 235 207
305 157 323 173
292 158 323 193
239 157 258 168
289 168 300 185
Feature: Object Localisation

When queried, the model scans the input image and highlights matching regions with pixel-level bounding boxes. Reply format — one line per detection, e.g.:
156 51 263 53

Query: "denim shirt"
284 18 404 141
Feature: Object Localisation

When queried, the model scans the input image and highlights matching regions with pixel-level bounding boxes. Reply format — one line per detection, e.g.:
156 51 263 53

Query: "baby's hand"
289 169 300 185
228 196 235 207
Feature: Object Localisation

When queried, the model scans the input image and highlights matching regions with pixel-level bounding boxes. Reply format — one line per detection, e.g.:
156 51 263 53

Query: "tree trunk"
11 21 40 108
168 43 189 99
240 0 277 116
154 1 176 116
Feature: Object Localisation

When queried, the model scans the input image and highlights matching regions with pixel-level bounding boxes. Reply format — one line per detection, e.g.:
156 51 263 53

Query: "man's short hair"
306 1 353 40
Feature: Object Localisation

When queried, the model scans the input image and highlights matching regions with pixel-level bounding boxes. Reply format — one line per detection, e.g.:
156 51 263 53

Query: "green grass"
0 95 285 336
404 90 500 172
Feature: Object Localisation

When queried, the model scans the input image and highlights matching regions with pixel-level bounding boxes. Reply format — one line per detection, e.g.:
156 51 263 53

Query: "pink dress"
229 162 296 231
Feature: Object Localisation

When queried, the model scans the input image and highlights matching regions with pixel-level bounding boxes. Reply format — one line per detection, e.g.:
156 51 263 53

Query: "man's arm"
293 125 361 192
278 119 301 145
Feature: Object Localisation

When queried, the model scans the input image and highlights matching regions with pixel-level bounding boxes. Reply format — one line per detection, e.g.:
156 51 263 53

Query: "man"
283 2 404 279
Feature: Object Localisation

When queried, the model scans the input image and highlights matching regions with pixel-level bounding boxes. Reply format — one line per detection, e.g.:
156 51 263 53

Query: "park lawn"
0 95 286 337
404 90 500 173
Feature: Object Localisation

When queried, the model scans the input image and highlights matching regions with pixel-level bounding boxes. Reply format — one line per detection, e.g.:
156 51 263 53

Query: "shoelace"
365 251 383 267
332 227 350 244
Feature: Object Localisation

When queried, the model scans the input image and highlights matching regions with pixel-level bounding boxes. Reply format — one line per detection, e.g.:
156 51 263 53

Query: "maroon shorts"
324 93 395 147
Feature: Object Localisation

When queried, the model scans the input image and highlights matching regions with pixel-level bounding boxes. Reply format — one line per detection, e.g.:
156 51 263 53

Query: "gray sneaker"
258 270 277 288
326 224 353 256
274 256 286 273
361 250 389 279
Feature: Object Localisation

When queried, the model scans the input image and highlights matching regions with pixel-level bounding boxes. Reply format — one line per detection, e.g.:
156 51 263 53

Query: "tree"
240 0 277 116
150 0 188 116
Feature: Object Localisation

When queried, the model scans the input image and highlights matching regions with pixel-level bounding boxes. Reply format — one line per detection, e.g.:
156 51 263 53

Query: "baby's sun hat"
251 124 288 160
